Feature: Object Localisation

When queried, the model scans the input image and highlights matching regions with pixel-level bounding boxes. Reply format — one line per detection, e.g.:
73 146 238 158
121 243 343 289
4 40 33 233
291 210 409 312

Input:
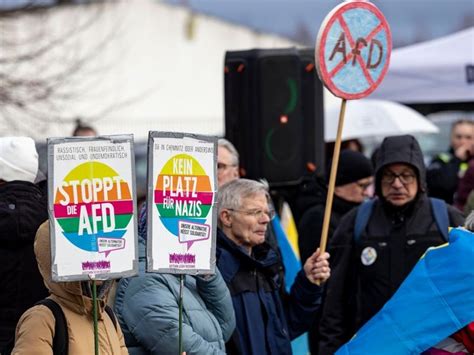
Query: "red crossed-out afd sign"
316 1 392 100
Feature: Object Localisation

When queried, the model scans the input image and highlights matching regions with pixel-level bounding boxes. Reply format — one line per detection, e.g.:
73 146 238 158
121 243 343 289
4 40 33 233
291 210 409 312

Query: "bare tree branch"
0 0 126 135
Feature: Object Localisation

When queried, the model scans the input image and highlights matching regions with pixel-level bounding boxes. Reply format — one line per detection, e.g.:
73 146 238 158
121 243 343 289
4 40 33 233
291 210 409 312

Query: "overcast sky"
2 0 473 47
166 0 474 47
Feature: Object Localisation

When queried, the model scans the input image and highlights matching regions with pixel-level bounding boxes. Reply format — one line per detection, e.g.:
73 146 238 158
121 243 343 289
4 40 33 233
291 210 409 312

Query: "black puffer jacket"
317 135 464 355
0 181 49 348
297 176 358 263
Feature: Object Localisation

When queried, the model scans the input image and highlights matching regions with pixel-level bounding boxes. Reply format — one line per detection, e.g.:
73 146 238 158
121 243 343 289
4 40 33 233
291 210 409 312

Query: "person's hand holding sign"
315 0 391 256
303 248 331 285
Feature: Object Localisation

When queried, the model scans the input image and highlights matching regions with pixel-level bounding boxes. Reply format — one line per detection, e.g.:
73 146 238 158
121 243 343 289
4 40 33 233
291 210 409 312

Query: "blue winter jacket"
216 228 323 355
114 236 236 355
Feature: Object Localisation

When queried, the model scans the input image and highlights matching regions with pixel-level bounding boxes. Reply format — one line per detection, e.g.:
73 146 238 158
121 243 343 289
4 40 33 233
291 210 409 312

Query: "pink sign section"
154 191 213 205
53 200 134 218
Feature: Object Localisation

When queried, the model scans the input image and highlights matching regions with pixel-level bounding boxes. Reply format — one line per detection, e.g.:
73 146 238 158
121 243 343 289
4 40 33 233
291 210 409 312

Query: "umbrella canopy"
324 99 439 142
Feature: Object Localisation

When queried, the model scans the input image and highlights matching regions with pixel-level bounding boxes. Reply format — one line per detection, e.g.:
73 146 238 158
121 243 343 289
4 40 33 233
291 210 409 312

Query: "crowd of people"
0 118 473 354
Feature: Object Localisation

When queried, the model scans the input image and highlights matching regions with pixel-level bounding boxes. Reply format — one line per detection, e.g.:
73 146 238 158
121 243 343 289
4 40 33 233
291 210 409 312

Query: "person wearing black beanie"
300 150 375 263
298 150 374 354
333 150 375 188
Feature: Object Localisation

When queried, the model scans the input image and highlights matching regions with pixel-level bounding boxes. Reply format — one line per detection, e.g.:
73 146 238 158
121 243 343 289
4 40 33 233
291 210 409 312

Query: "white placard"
48 135 138 281
147 132 217 274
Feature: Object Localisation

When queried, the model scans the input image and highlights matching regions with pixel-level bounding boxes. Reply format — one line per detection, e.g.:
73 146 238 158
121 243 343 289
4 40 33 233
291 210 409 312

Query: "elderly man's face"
224 192 271 252
217 146 239 187
334 176 373 203
381 163 418 207
217 147 239 186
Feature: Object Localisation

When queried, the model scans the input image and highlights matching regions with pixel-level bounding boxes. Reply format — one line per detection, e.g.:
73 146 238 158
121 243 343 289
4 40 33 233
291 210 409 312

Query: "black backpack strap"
354 199 375 244
36 299 69 355
430 197 449 242
104 305 118 330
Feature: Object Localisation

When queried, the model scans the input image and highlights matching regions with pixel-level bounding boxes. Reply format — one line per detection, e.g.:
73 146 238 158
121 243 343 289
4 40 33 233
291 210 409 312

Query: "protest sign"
314 0 391 256
49 135 138 281
147 132 217 274
316 0 392 99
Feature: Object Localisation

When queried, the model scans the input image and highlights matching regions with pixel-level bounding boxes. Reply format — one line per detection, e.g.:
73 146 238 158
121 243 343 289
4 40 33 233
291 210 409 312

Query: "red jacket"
452 322 474 353
454 160 474 211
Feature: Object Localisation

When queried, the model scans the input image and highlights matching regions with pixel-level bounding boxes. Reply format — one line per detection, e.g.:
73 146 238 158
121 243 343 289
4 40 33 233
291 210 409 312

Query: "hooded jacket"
0 181 48 348
113 207 235 355
216 228 323 355
12 221 128 355
317 135 464 355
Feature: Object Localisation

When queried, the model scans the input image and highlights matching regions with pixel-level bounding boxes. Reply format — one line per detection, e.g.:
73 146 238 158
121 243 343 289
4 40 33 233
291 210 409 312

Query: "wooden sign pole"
319 98 347 254
92 280 99 355
178 275 184 355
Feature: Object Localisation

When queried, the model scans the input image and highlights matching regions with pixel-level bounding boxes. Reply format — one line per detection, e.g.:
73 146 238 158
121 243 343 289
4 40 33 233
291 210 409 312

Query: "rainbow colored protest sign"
49 136 138 281
148 132 217 274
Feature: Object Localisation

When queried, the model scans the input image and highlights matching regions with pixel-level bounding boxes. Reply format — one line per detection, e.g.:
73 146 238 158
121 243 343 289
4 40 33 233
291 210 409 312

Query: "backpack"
354 197 449 243
2 298 118 355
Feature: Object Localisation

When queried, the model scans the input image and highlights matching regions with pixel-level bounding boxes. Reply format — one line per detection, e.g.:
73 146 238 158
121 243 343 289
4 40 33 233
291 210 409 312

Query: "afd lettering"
78 203 115 235
329 32 383 69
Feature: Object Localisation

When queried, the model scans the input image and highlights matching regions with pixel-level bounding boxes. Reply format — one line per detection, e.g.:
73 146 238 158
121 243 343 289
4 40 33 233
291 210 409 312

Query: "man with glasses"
216 178 330 355
217 137 284 277
217 138 240 187
317 135 464 355
427 119 474 204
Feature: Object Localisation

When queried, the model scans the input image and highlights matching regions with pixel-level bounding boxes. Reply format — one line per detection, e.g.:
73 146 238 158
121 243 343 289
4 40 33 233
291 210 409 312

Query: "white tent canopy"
371 27 474 104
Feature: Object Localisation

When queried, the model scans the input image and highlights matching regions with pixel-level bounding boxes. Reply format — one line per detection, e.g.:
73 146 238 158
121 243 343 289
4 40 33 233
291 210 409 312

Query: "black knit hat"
327 150 374 186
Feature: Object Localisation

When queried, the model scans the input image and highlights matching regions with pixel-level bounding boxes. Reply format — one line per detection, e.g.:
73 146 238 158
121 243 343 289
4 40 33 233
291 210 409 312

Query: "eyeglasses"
454 134 473 140
227 208 276 220
381 171 416 185
217 162 237 171
356 181 372 190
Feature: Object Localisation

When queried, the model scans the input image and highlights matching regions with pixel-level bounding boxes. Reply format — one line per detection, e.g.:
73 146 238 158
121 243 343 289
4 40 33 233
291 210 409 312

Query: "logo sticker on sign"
316 0 392 99
154 153 213 244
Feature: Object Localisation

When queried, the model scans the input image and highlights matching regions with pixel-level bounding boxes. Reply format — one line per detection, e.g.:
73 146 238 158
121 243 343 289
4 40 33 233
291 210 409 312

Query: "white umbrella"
324 99 439 142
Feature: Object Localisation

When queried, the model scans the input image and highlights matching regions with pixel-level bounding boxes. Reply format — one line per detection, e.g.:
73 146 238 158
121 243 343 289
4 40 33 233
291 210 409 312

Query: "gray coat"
114 242 235 355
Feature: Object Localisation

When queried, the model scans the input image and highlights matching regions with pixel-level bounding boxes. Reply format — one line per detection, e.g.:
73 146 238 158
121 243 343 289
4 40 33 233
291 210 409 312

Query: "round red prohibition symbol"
315 1 392 99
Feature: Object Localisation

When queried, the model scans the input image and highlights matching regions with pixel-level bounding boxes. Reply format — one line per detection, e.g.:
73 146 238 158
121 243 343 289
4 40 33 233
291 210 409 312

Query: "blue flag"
272 216 309 355
336 227 474 355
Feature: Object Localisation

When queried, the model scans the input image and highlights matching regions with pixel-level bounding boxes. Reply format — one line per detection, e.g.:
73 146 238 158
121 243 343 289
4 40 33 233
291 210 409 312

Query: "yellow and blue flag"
336 227 474 355
272 210 309 354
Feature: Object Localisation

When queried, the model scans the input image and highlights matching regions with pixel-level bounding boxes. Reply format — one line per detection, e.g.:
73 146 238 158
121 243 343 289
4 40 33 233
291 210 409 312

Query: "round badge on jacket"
361 246 377 265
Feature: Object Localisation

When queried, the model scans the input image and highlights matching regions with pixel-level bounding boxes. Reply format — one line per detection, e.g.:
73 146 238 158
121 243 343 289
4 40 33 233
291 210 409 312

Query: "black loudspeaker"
224 48 325 186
